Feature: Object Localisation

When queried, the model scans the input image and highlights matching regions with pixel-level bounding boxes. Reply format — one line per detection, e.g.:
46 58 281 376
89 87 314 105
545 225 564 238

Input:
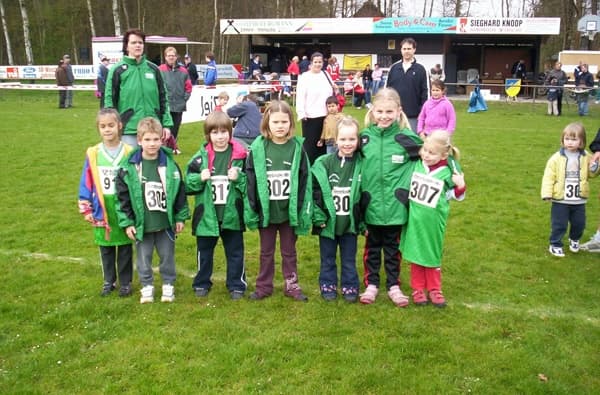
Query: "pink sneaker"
387 285 409 308
429 290 447 308
412 290 428 306
359 285 378 304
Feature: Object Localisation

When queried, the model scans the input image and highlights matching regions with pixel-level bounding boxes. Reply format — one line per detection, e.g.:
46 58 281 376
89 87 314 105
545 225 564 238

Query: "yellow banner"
342 55 371 71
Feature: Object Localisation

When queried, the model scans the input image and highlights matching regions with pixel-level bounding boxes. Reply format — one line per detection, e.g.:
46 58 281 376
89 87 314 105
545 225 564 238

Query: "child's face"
97 115 121 145
268 111 291 144
218 97 229 106
563 135 582 152
373 99 401 129
420 142 447 167
327 103 338 114
139 132 162 159
431 86 444 99
210 128 230 151
336 125 358 157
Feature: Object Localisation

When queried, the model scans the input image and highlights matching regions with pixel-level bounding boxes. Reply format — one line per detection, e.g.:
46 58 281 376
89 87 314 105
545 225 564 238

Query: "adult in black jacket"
385 38 428 132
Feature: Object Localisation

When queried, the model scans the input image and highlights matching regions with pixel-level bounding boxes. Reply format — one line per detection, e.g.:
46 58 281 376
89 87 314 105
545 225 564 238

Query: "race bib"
97 166 118 195
144 181 167 212
409 172 444 208
211 175 230 205
332 186 351 216
267 170 291 201
564 177 580 201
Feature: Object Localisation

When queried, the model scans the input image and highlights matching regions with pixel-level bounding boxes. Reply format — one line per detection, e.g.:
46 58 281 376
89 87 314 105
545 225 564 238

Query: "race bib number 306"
98 166 118 195
267 170 291 201
144 181 167 212
409 173 443 208
211 175 230 205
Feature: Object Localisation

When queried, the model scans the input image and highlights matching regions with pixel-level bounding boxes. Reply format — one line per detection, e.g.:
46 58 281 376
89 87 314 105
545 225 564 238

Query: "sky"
400 0 529 18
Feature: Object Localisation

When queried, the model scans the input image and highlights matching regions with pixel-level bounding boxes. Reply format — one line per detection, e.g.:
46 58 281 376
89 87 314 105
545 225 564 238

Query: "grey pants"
136 229 177 286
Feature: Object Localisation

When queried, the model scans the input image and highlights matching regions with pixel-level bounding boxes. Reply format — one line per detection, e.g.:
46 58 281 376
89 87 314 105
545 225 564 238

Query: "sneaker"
579 235 600 252
119 284 132 297
387 285 409 308
321 292 337 302
412 289 428 306
343 293 358 303
366 103 372 109
356 106 362 110
359 284 379 304
569 239 580 253
249 292 269 300
173 148 182 155
140 285 154 304
194 287 209 297
429 290 446 308
161 284 175 303
100 283 116 297
230 290 245 300
548 245 565 257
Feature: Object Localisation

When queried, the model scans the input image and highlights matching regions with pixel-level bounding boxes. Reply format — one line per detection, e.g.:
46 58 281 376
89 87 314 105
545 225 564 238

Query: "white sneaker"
359 284 378 304
548 245 565 257
579 234 600 252
387 285 409 308
161 284 175 303
569 239 580 253
140 285 154 304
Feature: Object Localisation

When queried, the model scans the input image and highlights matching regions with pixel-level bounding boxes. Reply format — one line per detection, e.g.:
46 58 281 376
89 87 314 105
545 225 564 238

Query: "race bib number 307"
144 181 167 212
267 170 291 201
98 166 118 195
409 173 443 208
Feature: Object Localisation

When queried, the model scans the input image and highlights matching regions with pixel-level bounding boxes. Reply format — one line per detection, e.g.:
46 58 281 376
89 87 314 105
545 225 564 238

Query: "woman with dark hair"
103 28 173 146
295 52 336 163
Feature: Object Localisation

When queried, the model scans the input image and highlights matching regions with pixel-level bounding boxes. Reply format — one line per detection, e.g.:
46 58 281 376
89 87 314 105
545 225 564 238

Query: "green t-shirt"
211 146 232 223
329 155 356 236
265 139 295 224
142 158 170 232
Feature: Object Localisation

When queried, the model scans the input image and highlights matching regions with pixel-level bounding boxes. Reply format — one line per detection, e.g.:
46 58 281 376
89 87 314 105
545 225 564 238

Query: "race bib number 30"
144 181 167 212
332 186 351 216
409 173 443 208
267 170 291 201
564 177 580 201
98 166 118 195
211 175 230 205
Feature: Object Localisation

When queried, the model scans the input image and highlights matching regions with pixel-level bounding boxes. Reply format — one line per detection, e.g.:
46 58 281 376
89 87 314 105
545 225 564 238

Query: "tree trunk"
86 0 96 37
122 0 130 31
212 0 218 51
18 0 33 65
0 0 14 65
113 0 121 36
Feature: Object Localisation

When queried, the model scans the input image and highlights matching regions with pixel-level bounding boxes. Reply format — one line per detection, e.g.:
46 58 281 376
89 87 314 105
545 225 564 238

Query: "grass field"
0 89 599 394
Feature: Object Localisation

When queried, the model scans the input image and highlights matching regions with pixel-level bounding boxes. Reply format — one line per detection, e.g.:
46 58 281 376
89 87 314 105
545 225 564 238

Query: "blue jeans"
578 97 589 115
549 202 586 247
319 234 359 296
193 230 246 292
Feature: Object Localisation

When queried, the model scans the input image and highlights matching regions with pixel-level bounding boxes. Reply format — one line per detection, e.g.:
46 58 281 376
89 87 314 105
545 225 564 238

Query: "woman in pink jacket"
417 80 456 138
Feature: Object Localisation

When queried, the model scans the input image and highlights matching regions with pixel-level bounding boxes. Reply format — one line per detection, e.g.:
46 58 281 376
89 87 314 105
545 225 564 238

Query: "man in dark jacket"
184 54 199 85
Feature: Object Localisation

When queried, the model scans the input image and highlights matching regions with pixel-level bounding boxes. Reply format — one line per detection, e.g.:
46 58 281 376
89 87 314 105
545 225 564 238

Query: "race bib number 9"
211 175 230 205
564 177 580 201
409 173 443 208
267 170 291 201
144 181 167 212
332 186 351 216
98 166 118 195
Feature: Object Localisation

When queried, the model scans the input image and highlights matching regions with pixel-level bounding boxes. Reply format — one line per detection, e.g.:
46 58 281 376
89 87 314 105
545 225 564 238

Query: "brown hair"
561 122 586 149
430 79 446 91
203 111 233 141
96 108 123 136
122 29 145 55
260 100 295 140
205 51 215 61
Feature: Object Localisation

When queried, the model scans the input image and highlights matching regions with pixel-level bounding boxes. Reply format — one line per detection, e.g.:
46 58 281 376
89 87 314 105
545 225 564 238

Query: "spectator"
204 51 217 87
62 54 74 108
430 63 445 82
545 61 567 116
96 56 110 108
227 93 262 148
326 56 341 83
574 60 583 86
184 54 199 85
286 55 300 95
511 59 527 79
299 55 310 74
362 64 373 93
371 63 384 96
248 54 263 77
575 63 594 116
55 59 69 109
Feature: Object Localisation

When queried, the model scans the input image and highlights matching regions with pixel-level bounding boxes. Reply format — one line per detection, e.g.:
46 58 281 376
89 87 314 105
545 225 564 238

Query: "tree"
0 0 14 65
18 0 33 64
112 0 121 36
86 0 95 37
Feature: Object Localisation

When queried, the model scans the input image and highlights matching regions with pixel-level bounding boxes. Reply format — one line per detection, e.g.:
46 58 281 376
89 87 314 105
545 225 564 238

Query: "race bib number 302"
409 173 443 208
98 166 118 195
211 175 230 205
267 170 291 201
144 181 167 212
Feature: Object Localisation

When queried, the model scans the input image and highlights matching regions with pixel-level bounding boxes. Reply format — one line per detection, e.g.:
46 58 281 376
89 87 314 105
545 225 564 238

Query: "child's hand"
125 226 137 241
84 213 94 224
200 169 211 181
228 167 239 181
162 127 171 141
452 171 465 188
316 140 323 147
175 222 185 234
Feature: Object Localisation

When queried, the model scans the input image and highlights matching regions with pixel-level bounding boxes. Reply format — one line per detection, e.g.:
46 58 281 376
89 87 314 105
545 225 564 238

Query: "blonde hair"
421 129 460 160
217 91 230 100
260 100 295 140
164 46 177 57
96 108 123 136
561 122 586 149
204 111 232 141
364 88 410 130
136 117 162 139
336 115 360 140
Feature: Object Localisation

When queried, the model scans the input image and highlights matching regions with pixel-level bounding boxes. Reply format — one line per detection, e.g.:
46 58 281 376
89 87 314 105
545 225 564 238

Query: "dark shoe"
249 291 268 300
230 290 245 300
321 292 337 302
119 284 132 297
343 293 358 303
286 291 308 302
194 287 209 297
100 283 116 296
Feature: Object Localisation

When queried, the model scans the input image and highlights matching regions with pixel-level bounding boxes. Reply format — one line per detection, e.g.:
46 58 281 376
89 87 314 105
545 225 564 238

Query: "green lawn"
0 89 598 394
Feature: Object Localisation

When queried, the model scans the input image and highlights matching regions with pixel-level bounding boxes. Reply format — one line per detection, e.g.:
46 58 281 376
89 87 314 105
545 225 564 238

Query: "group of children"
79 87 467 308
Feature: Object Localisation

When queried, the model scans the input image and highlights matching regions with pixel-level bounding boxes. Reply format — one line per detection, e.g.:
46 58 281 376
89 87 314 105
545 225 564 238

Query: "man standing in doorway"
385 38 428 132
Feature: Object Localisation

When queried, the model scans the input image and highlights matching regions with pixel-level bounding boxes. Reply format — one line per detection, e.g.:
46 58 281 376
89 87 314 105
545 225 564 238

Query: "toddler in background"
417 79 456 138
318 95 343 154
